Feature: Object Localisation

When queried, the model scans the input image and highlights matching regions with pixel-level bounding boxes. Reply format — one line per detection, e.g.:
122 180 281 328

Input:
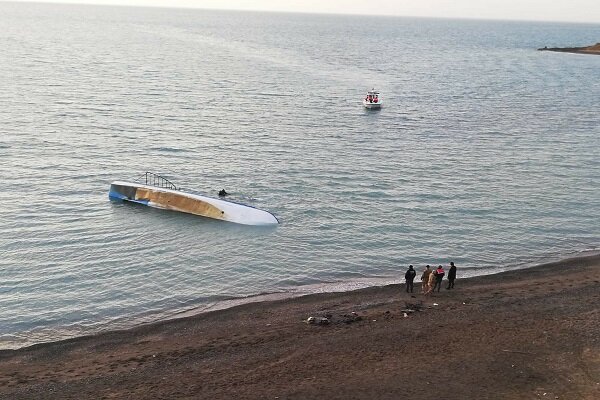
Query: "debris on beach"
403 301 424 312
306 312 363 325
305 316 330 325
341 312 362 324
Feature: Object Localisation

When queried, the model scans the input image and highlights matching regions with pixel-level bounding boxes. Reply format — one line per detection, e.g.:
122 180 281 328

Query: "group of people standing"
404 262 457 294
365 94 379 103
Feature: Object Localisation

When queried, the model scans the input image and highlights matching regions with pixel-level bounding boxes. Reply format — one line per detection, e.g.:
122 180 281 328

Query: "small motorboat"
109 172 279 226
363 88 382 109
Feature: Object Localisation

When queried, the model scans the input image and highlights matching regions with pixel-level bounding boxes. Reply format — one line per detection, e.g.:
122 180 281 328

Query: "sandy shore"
1 255 599 400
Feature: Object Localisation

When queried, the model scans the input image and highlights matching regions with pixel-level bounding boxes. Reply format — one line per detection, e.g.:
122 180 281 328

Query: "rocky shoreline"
538 42 600 55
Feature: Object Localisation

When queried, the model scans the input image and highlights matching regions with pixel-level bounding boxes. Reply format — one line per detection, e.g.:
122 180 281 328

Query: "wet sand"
1 255 599 400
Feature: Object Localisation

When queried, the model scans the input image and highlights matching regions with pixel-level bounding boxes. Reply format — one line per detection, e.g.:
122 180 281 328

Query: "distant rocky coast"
539 42 600 55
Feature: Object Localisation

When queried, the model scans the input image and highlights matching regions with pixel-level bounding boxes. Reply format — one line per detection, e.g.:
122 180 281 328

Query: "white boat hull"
363 100 382 109
109 181 279 226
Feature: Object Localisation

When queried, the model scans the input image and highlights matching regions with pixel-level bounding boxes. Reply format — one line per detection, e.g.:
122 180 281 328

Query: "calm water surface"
1 3 599 349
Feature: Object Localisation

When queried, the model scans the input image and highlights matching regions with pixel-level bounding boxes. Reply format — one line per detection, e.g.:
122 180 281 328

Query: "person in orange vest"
433 265 445 292
426 268 436 295
421 265 432 294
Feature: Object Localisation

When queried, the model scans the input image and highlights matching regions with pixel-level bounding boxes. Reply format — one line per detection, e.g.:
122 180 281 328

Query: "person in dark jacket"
446 261 457 289
433 265 445 292
405 265 417 293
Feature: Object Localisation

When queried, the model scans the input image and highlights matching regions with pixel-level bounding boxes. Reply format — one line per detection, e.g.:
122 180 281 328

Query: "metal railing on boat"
136 172 179 190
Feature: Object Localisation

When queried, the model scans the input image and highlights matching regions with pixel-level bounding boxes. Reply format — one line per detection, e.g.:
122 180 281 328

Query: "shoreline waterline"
3 249 598 352
1 251 598 399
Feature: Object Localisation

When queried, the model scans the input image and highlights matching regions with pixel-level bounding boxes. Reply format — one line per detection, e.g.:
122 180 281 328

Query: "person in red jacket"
433 265 445 292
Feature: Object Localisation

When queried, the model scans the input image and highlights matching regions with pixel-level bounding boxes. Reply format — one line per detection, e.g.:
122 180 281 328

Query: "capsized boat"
109 172 279 226
363 88 382 109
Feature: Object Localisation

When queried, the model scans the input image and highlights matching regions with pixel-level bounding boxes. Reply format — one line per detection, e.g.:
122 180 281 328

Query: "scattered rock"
341 313 362 324
405 301 424 311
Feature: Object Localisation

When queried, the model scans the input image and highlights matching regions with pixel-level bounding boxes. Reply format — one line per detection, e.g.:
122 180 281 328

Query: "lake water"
1 3 599 349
